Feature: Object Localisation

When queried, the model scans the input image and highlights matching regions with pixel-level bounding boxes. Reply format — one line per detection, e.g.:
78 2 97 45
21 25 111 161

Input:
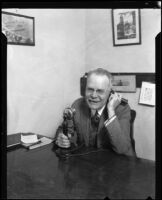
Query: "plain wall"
6 9 86 136
4 9 161 160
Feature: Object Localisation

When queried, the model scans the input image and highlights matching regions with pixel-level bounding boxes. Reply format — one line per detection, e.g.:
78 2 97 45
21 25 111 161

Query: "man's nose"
91 91 98 98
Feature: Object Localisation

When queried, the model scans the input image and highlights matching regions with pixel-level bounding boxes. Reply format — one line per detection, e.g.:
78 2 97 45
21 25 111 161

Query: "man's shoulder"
72 97 89 117
116 103 131 116
72 97 86 108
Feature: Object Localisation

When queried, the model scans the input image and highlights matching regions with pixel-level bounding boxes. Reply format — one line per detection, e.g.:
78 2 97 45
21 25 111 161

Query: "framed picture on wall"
2 11 35 46
139 82 155 106
112 9 141 46
112 75 136 92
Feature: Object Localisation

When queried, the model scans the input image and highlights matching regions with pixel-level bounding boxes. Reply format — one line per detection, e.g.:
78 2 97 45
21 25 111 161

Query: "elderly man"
55 68 136 156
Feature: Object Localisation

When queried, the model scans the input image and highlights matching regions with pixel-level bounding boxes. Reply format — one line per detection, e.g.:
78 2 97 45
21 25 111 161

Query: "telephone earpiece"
109 89 128 105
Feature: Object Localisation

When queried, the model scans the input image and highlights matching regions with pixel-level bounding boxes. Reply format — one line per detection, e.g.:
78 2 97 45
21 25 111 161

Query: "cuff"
104 115 116 127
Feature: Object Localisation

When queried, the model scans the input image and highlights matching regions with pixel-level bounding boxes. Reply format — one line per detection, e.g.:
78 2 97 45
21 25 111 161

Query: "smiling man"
55 68 136 156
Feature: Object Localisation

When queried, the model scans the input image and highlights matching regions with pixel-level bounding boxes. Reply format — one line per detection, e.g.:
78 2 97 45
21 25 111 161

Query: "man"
55 68 136 156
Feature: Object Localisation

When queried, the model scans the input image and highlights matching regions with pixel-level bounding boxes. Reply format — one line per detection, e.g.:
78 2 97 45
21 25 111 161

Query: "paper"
139 82 155 106
40 137 53 144
29 137 53 150
21 134 39 144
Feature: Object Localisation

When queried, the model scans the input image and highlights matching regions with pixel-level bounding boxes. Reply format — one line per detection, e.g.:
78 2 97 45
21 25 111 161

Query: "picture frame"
138 82 155 106
112 75 136 92
112 9 141 46
2 11 35 46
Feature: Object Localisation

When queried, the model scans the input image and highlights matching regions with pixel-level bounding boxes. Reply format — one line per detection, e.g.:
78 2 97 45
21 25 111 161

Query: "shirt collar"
91 105 105 117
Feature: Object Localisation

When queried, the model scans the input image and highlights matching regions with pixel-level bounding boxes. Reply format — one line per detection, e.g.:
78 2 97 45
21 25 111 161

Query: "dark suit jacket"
56 97 136 157
71 97 136 156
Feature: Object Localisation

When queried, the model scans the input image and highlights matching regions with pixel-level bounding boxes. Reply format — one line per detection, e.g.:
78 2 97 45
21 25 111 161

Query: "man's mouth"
89 99 100 104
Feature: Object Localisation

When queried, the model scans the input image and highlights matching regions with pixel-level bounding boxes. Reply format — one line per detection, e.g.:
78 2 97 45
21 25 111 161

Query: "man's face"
85 74 111 110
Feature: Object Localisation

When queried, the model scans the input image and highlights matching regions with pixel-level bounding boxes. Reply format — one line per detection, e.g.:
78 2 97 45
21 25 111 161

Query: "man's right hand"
55 133 71 148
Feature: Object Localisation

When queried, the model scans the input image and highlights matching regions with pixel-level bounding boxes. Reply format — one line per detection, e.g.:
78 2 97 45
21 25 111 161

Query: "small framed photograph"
139 82 155 106
2 11 35 46
112 9 141 46
112 75 136 92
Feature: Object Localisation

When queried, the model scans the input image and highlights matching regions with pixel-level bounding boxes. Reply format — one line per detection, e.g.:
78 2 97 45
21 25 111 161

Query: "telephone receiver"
108 90 128 105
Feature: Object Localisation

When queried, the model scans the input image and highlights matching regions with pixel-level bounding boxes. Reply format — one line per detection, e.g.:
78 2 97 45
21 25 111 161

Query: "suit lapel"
98 108 107 132
97 108 108 148
81 101 91 146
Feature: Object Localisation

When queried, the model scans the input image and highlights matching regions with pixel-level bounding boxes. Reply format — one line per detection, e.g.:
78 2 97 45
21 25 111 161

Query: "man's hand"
107 92 121 118
55 132 71 148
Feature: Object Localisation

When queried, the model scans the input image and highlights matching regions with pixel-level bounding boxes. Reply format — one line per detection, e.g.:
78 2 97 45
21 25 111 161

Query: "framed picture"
112 75 136 92
112 9 141 46
2 11 35 46
139 82 155 106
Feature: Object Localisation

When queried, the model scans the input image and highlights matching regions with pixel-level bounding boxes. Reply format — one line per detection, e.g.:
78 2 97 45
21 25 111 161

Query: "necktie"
89 110 100 147
92 110 100 129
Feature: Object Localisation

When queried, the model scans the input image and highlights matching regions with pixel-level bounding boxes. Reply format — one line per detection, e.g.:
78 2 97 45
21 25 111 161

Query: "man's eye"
87 88 93 92
97 90 104 94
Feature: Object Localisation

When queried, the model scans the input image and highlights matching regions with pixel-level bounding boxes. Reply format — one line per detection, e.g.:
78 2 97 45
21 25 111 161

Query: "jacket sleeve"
104 104 133 156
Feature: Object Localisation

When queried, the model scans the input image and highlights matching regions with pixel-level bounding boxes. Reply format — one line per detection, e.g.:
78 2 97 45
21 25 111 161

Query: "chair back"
130 109 137 156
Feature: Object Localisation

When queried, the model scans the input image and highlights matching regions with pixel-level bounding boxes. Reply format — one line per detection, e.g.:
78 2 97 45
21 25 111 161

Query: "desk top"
7 134 155 199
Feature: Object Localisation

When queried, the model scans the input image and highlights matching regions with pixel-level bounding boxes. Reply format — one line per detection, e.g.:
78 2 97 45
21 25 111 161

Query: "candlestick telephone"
54 107 83 159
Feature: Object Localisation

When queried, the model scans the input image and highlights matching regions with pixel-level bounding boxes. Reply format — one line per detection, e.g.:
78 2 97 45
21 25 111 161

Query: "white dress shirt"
91 105 116 126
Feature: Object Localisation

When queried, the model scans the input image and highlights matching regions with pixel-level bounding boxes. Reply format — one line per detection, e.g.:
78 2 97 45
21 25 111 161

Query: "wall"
85 9 160 72
5 9 86 137
84 9 161 160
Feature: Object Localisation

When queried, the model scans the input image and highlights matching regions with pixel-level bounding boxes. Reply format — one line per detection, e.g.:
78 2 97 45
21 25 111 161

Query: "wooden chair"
130 109 137 156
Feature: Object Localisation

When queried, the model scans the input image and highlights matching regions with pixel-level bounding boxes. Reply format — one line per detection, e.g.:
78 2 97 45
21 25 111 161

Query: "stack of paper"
21 133 40 148
20 133 53 149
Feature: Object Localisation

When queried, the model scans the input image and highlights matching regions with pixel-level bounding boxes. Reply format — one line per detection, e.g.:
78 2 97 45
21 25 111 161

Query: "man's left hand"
107 92 121 118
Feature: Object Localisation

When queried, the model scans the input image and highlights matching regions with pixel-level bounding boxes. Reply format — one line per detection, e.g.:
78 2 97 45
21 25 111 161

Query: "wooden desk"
7 134 155 199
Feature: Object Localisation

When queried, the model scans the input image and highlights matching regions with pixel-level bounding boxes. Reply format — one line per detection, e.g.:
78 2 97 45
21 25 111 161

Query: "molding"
80 73 155 96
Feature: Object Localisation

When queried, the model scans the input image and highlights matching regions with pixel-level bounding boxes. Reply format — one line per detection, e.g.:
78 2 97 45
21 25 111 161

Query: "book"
7 142 21 151
20 133 53 149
